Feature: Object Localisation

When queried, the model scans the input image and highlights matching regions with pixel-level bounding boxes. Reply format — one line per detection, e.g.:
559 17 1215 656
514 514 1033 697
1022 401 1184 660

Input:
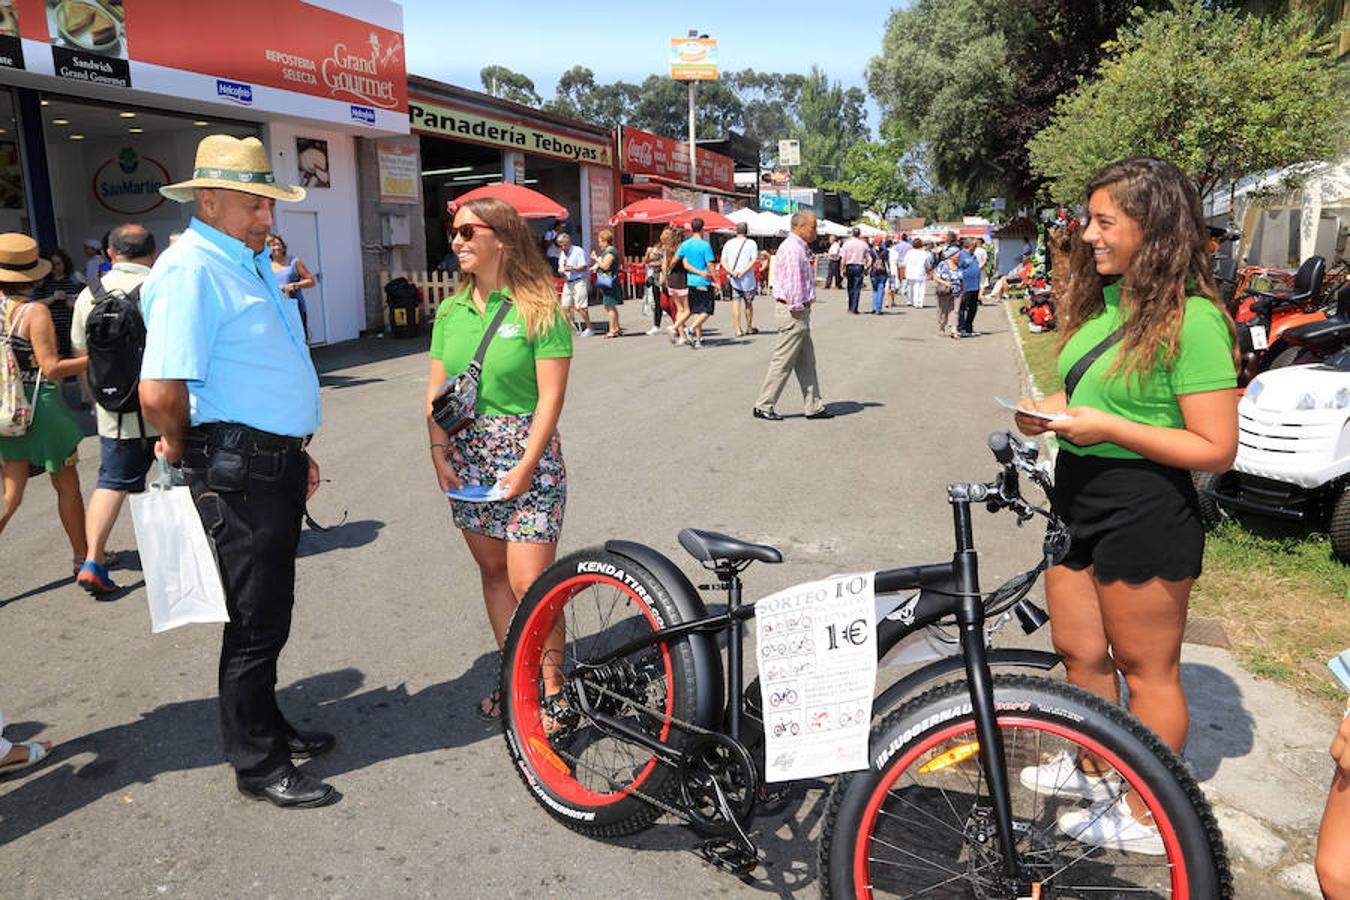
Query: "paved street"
0 289 1334 898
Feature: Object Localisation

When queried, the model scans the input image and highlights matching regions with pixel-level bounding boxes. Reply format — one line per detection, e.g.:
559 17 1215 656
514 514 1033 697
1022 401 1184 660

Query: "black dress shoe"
805 409 835 420
287 730 336 760
752 407 783 421
238 768 337 809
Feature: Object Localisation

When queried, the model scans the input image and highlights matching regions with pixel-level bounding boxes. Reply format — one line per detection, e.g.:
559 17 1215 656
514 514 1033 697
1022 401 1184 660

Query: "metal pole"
688 80 697 193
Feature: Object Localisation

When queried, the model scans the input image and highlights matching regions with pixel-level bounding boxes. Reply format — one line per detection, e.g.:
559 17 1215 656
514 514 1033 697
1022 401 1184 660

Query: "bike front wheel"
820 675 1229 899
500 548 701 837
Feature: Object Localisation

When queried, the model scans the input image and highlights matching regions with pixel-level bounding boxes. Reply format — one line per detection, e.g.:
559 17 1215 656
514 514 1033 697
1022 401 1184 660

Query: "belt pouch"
205 425 249 492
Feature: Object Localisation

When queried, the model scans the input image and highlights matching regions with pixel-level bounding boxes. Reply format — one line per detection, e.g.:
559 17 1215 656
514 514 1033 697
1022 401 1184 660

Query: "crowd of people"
2 144 1347 898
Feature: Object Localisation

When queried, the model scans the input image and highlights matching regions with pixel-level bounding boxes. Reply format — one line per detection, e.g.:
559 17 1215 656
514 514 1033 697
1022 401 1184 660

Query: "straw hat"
0 233 52 284
160 135 305 204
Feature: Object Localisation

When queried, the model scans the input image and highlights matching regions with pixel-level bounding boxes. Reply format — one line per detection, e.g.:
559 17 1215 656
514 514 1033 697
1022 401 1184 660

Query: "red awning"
669 208 736 233
610 198 689 226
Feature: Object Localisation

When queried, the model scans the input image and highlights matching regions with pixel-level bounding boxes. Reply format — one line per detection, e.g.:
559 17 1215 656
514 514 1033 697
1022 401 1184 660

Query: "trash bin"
384 277 421 339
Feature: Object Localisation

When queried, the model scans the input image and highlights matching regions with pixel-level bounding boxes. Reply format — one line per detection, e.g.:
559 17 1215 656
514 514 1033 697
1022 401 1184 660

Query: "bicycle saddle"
678 528 783 564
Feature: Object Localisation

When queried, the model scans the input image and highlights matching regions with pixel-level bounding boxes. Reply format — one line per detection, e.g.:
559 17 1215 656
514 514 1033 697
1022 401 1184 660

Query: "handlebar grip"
988 431 1014 464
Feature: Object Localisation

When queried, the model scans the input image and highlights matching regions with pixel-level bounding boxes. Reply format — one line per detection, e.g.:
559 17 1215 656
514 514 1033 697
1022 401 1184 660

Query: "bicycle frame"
573 480 1048 882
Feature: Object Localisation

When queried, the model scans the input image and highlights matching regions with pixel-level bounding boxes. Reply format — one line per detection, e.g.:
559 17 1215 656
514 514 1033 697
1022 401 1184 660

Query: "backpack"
0 301 38 437
84 271 147 437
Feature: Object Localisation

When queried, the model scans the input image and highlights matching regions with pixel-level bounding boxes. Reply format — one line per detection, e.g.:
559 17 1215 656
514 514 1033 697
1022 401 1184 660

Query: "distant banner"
669 37 717 81
621 125 734 193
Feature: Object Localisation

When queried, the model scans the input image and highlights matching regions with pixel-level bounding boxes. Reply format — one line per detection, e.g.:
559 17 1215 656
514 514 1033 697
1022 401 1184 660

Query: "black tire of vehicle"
1191 469 1227 531
499 547 702 837
819 675 1231 900
1267 345 1308 371
1329 485 1350 565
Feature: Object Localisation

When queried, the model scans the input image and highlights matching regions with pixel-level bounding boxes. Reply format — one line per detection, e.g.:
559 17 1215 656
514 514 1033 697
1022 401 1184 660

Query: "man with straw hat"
139 135 337 808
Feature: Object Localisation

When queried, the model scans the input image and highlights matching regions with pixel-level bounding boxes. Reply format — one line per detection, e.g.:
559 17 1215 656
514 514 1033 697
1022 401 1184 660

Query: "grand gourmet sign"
410 98 612 167
2 0 407 127
621 125 734 193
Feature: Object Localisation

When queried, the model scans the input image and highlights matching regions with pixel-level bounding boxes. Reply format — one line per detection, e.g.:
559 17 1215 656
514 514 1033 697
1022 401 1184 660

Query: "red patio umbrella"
670 208 736 233
609 198 689 225
448 183 568 220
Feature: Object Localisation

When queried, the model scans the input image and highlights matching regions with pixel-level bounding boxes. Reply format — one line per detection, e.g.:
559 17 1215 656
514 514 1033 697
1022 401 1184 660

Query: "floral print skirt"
450 413 566 543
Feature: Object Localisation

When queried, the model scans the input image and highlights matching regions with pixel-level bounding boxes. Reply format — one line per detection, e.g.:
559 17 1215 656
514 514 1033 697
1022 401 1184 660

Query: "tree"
793 67 869 187
823 119 920 216
1027 3 1347 202
479 65 541 107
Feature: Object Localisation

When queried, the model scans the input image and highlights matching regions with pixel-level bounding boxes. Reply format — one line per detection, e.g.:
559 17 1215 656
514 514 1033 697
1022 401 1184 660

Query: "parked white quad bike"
1195 349 1350 562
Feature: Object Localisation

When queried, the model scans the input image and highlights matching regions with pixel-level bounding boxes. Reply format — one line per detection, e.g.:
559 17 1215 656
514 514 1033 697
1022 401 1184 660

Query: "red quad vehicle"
1233 255 1329 387
1276 282 1350 368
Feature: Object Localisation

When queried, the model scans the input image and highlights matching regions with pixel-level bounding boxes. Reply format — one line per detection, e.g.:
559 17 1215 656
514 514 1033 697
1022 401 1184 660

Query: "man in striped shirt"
753 211 832 420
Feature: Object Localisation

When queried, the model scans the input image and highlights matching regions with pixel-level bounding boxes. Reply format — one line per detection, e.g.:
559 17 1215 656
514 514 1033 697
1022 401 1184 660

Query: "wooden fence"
378 270 459 326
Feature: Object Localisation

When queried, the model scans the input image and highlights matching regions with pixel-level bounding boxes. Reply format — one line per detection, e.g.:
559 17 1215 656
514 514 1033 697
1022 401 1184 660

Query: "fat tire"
1191 469 1227 530
1267 345 1306 371
819 675 1231 899
500 547 701 838
1330 486 1350 565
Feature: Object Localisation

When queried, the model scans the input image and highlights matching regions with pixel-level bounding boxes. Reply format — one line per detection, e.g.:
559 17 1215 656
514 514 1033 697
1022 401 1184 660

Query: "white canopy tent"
853 223 886 238
726 207 760 226
818 219 851 237
744 211 790 237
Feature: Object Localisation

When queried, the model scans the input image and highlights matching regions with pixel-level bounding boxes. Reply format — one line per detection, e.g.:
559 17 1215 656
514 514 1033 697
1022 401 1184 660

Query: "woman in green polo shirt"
425 197 573 722
1015 157 1238 855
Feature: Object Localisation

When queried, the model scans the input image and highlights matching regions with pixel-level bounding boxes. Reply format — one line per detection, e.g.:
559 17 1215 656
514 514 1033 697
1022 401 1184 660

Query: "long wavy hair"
449 197 563 341
1060 157 1236 385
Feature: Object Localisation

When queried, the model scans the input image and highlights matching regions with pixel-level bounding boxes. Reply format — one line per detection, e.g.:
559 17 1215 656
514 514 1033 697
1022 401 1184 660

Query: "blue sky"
402 1 897 129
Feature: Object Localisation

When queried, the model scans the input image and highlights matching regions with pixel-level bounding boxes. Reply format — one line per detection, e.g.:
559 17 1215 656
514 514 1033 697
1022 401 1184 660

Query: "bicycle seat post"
720 562 745 742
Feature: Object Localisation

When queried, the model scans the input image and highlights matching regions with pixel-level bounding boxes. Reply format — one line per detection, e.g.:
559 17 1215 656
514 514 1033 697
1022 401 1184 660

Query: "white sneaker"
578 328 594 337
674 336 687 346
646 326 662 335
1019 749 1115 801
1057 795 1166 856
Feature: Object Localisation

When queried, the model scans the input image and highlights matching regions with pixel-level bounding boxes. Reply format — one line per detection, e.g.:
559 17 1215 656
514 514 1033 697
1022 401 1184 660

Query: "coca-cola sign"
621 126 735 193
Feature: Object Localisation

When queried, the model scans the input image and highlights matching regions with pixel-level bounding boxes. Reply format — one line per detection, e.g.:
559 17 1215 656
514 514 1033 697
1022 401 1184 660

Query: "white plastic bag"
641 284 654 319
129 465 229 633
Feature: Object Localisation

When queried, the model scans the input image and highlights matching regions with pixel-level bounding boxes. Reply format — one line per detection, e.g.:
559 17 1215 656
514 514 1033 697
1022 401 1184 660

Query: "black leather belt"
187 423 310 452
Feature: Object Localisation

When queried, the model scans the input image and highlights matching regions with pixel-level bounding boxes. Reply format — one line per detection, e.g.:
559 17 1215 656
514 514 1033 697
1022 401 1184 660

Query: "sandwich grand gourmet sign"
0 0 407 129
621 125 734 193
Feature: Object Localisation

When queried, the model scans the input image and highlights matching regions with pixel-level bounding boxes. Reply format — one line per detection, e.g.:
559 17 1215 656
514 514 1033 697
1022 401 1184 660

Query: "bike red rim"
852 716 1189 898
510 573 675 808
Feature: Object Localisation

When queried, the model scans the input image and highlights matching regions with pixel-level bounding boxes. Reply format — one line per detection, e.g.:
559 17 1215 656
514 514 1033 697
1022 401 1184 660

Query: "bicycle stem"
950 484 1023 883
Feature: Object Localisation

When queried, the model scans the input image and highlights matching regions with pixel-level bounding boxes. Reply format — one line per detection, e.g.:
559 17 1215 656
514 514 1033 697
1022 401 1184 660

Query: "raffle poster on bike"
756 571 877 782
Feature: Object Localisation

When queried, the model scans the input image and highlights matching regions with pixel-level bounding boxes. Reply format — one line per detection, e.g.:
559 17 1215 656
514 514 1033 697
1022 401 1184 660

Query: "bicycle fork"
950 486 1024 887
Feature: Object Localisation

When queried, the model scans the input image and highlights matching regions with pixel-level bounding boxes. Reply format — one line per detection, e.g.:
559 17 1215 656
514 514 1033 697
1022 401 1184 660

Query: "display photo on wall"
297 137 330 189
46 0 127 60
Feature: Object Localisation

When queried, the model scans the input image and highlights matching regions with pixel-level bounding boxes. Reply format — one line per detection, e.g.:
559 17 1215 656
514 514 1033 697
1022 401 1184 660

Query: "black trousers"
845 264 865 312
825 257 842 289
184 438 308 788
958 290 980 334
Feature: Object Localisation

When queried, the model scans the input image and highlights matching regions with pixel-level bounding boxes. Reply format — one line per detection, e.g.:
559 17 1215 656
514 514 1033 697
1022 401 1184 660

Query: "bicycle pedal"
698 839 760 877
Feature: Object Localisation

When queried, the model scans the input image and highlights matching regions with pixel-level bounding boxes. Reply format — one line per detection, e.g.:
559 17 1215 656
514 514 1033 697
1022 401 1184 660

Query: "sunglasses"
452 222 495 241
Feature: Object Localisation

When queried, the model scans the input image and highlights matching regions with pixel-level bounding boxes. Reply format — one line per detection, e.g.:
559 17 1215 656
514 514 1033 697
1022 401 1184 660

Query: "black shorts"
1052 450 1204 584
688 286 715 316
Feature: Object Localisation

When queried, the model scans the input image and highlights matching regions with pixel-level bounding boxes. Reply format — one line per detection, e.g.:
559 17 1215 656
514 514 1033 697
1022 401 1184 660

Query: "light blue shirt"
140 217 321 437
719 236 758 292
675 237 716 288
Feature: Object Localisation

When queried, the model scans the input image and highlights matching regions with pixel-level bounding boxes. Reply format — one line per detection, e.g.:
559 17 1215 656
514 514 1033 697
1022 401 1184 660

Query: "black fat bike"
499 433 1231 898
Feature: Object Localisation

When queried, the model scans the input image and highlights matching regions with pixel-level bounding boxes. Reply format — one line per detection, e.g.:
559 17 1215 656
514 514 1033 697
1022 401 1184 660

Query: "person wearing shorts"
69 223 158 595
675 218 717 349
555 233 592 337
720 223 758 337
1015 157 1237 856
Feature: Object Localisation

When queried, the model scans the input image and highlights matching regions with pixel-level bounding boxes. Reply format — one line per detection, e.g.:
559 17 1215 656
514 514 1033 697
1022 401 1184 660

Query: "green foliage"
823 119 919 216
1027 2 1348 202
479 65 541 107
792 67 870 187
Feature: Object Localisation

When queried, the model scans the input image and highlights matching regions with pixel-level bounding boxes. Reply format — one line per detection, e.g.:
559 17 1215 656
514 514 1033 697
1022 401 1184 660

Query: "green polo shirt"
1057 282 1236 459
429 287 573 417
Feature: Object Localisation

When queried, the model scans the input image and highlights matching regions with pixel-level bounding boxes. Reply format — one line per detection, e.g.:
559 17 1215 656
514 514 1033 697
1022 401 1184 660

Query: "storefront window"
39 94 257 259
419 135 502 270
525 154 581 245
0 89 26 235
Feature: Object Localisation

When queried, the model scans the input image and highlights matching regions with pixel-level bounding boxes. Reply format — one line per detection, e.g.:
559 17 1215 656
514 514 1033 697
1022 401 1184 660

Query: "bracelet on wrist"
430 442 449 451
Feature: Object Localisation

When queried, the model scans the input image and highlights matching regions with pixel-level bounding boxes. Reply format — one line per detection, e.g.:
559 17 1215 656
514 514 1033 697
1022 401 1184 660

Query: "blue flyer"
446 483 506 503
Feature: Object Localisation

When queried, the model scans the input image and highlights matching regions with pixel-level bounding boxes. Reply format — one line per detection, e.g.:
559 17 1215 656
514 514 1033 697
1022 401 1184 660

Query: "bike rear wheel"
820 675 1229 899
500 548 701 837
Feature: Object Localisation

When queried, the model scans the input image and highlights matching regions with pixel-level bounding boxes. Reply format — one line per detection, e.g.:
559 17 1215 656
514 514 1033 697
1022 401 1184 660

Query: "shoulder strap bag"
429 300 513 435
1064 324 1126 402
